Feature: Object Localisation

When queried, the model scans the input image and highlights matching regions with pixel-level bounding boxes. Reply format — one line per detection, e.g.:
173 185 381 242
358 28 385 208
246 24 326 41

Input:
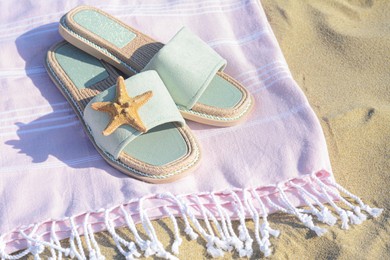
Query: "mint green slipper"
59 5 254 126
45 41 200 183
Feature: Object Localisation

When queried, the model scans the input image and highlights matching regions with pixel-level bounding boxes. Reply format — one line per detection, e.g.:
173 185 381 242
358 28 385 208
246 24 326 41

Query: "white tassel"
171 239 182 256
104 210 140 259
83 213 105 260
125 243 140 260
209 193 233 251
251 191 280 238
163 206 183 255
198 203 233 252
29 243 44 260
209 194 230 238
157 193 198 241
313 176 368 224
24 226 44 260
313 176 371 228
68 233 78 258
237 222 248 241
314 184 351 229
191 195 230 256
120 205 154 257
18 225 45 260
277 186 327 236
265 196 290 214
82 214 94 259
314 175 382 222
229 191 253 258
139 198 178 260
207 245 224 258
347 211 363 225
293 185 327 222
184 199 229 253
251 190 280 257
339 212 350 230
48 236 56 260
192 195 216 238
353 207 368 222
199 207 229 251
327 178 383 218
69 217 87 259
360 205 383 218
243 190 268 257
320 207 338 226
220 203 244 252
210 194 244 253
184 227 198 241
87 223 105 260
51 221 71 259
291 183 337 226
175 196 225 257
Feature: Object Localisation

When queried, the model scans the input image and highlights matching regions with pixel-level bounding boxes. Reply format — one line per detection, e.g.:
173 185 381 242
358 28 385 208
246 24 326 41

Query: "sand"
30 0 390 259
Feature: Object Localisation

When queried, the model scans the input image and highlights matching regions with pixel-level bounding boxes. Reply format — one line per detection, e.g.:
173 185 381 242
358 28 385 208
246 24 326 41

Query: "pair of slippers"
46 6 255 183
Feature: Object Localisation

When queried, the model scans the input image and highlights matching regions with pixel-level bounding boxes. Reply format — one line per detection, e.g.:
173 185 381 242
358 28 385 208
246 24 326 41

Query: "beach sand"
33 0 390 259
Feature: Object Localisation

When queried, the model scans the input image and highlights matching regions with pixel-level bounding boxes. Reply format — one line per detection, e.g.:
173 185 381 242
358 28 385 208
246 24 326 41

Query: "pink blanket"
0 0 382 259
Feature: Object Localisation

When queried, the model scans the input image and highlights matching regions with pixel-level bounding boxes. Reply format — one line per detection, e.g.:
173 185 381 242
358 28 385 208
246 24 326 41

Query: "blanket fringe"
69 217 86 259
50 221 71 259
230 191 254 257
163 206 182 255
104 210 140 259
0 174 383 259
83 213 104 260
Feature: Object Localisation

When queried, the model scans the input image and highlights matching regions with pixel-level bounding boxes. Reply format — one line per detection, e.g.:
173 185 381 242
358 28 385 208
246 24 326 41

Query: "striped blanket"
0 0 382 259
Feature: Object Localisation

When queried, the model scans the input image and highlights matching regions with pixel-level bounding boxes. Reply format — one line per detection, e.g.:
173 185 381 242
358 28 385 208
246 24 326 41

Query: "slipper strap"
83 71 185 159
143 27 227 109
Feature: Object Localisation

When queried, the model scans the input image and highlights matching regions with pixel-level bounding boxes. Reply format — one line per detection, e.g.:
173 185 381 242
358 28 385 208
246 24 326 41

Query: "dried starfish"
91 76 153 136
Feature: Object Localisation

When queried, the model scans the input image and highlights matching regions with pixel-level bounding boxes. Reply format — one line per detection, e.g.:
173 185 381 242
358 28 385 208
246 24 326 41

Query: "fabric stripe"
1 28 271 78
0 0 254 41
0 155 102 173
0 0 242 29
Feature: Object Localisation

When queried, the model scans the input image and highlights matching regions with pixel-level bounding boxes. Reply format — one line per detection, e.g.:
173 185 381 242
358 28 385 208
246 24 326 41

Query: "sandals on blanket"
59 5 254 126
46 42 200 183
45 5 256 182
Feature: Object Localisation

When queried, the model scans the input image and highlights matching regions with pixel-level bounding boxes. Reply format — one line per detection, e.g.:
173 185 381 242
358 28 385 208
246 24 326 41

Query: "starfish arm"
116 76 131 104
102 116 123 136
126 111 147 133
134 91 153 106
